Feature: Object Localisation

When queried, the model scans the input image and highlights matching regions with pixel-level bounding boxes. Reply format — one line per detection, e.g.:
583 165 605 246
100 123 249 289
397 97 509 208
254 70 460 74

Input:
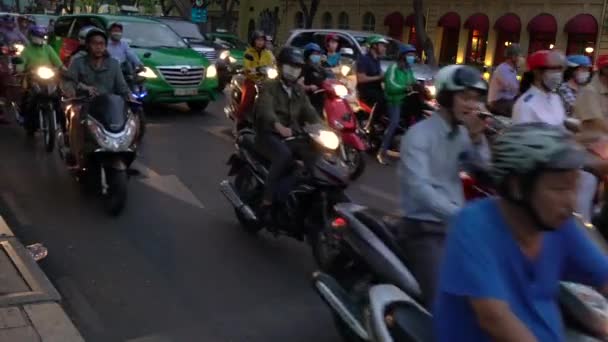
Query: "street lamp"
504 41 511 47
549 44 554 49
585 46 594 54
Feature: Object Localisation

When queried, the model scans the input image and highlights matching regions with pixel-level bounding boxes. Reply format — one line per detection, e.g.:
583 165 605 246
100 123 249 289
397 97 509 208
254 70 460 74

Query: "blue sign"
191 7 207 23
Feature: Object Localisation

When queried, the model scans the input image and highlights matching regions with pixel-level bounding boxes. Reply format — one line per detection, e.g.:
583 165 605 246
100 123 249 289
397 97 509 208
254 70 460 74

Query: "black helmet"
249 30 266 46
85 27 107 44
108 22 123 31
277 47 305 67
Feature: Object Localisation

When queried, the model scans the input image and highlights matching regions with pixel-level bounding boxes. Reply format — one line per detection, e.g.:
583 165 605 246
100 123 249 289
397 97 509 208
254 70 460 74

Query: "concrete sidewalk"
0 215 84 342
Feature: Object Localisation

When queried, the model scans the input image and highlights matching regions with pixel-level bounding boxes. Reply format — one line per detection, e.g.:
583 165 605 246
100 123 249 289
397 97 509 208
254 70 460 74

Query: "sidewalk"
0 215 84 342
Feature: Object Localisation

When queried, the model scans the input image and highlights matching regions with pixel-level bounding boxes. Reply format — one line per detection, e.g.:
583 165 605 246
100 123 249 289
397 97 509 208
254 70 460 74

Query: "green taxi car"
205 31 245 66
50 14 217 111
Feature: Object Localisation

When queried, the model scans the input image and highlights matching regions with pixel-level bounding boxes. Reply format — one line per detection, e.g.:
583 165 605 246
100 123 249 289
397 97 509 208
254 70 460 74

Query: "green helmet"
491 123 586 185
367 35 389 46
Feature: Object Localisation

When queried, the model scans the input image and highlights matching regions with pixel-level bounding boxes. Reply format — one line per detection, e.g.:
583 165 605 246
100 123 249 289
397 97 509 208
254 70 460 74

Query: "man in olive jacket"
254 47 322 217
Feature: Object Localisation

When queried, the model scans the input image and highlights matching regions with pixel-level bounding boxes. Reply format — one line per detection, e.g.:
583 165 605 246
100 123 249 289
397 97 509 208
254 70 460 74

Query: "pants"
255 133 317 203
577 170 598 223
21 84 64 134
236 79 257 124
380 104 400 154
488 98 515 117
397 218 447 308
359 87 387 119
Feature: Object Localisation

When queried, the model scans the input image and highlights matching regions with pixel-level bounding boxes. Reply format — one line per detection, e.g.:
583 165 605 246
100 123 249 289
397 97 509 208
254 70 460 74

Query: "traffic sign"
191 7 208 23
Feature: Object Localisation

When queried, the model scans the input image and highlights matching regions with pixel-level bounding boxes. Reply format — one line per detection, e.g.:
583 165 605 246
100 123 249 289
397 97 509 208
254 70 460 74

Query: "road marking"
356 184 400 205
0 191 31 226
55 276 105 334
203 125 233 143
126 334 174 342
131 161 161 178
133 162 204 209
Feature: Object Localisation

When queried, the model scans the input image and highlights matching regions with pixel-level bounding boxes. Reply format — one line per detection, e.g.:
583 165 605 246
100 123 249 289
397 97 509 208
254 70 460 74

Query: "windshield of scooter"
88 94 127 133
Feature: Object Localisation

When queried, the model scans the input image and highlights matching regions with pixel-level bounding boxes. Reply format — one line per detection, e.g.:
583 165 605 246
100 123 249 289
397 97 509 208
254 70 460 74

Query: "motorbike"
219 124 351 269
122 63 147 142
60 93 139 216
224 65 278 133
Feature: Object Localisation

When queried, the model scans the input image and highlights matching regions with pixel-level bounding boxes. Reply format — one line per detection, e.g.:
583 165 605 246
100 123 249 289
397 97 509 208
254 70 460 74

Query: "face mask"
110 32 122 41
406 55 416 65
281 64 302 82
575 71 590 85
310 54 321 64
31 36 44 45
542 71 563 91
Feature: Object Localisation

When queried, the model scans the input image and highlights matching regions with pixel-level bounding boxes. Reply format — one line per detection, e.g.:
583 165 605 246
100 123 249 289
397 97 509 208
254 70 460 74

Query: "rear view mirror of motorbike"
339 48 355 56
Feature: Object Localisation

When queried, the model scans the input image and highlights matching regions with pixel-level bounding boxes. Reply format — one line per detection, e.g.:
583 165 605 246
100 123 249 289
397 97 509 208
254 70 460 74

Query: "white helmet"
434 64 487 94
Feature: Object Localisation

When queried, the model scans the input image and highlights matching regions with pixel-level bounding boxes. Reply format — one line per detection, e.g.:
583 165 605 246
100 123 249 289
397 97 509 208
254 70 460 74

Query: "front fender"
227 153 244 176
342 132 367 151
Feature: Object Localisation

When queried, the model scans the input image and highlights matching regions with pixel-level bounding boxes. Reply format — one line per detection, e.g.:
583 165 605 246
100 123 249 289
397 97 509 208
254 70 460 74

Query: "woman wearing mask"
558 55 592 116
300 42 328 115
324 34 341 68
378 44 417 165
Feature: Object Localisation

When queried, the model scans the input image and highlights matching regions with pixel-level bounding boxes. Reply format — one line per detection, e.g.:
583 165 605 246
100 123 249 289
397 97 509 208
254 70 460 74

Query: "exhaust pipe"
220 180 258 221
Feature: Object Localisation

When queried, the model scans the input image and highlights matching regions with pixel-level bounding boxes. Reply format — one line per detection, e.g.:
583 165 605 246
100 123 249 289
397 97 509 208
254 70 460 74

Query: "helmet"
249 30 266 46
78 26 95 43
325 33 339 45
277 46 305 67
435 64 487 94
303 42 322 59
108 22 123 31
367 35 389 46
596 55 608 70
505 43 522 58
85 27 107 44
29 25 46 38
527 50 566 70
491 122 586 185
399 44 417 55
567 55 592 68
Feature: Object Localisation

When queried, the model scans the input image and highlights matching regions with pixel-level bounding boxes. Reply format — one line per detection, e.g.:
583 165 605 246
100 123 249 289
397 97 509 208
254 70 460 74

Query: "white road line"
202 125 233 143
0 191 31 226
125 334 173 342
356 184 400 205
55 276 105 334
131 161 161 178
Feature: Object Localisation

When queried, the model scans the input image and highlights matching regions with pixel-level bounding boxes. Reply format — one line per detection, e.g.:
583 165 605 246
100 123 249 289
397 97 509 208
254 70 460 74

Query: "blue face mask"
406 55 416 65
310 54 321 64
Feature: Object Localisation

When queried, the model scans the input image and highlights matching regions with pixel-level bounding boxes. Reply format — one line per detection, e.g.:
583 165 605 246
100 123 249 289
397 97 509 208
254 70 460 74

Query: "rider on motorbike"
377 43 417 165
238 30 275 119
324 33 341 68
356 35 388 116
68 26 95 64
300 42 328 115
487 43 523 117
574 54 608 133
107 22 143 75
399 64 489 306
20 25 65 135
254 47 322 218
435 123 608 342
558 54 592 117
0 15 28 45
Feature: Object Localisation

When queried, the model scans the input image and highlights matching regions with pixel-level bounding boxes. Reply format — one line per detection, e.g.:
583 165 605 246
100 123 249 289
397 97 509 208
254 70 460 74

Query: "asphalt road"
0 96 401 342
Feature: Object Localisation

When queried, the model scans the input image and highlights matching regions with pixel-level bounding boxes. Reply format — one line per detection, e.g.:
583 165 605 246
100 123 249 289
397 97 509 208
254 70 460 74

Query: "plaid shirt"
558 82 577 117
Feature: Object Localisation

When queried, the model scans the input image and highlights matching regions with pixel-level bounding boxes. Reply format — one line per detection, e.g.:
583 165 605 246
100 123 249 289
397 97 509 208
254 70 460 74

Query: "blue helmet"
29 25 47 38
399 44 417 55
567 55 592 68
303 42 322 54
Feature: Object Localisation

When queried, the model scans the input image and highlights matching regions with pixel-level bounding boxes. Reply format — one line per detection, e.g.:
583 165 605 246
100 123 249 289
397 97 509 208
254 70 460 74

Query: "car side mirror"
143 52 151 58
244 53 254 61
340 47 354 56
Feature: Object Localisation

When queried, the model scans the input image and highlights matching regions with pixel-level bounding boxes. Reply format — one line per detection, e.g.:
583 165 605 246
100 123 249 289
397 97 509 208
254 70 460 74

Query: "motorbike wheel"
334 314 366 342
345 147 366 181
136 108 147 143
187 100 209 113
42 108 56 153
103 168 128 216
233 169 263 234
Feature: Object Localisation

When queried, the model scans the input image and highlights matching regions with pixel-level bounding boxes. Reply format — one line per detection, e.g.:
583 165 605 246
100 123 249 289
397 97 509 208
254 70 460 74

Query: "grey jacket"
63 54 129 97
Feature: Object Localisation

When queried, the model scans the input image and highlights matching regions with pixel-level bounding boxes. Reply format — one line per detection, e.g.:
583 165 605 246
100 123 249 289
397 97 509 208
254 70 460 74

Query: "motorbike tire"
187 100 209 113
333 314 365 342
103 168 128 216
345 147 366 181
42 108 56 153
136 108 147 143
233 169 263 234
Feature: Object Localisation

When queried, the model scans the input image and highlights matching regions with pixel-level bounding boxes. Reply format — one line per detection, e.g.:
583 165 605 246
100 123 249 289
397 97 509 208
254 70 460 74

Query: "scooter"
122 63 147 142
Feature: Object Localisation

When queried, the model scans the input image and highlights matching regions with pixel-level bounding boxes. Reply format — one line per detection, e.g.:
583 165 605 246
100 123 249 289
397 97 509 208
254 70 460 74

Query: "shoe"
376 152 390 165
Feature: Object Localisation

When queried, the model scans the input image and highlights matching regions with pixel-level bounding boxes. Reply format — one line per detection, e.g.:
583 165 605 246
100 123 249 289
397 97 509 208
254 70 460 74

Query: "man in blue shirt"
435 123 608 341
106 22 142 70
356 35 387 115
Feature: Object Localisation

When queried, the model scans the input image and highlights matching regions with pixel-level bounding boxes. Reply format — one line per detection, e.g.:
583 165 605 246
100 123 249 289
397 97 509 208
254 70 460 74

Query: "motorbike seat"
355 209 410 265
236 129 270 165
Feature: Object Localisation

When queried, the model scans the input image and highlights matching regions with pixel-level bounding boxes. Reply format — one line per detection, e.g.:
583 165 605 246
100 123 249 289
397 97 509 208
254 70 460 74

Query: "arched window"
362 12 375 32
338 12 349 29
294 11 304 29
438 12 461 65
322 12 332 29
247 19 256 39
464 13 490 65
493 13 521 65
527 13 557 53
565 14 598 60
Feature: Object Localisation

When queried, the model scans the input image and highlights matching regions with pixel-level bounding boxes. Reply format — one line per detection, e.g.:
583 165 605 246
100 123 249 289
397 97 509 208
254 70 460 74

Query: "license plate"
174 88 198 96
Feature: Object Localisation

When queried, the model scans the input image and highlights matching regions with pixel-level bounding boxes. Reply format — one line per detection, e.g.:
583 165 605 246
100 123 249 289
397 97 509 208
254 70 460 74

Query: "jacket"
243 47 275 82
384 63 416 105
254 79 321 133
63 55 129 97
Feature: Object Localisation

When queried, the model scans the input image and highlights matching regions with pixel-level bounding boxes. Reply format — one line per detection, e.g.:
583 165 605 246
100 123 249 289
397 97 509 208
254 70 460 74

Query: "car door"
50 16 74 62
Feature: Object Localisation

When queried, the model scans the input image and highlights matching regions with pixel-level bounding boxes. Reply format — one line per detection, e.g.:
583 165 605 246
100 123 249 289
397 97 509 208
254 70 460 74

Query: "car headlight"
311 129 340 150
13 43 24 55
228 56 237 64
340 65 351 77
137 67 157 79
36 66 55 80
206 64 217 78
266 67 278 79
219 50 230 60
333 84 348 98
426 85 436 97
87 115 137 152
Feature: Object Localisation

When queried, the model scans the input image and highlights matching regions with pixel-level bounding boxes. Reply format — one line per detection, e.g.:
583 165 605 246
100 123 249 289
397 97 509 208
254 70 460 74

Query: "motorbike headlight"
36 66 55 80
219 50 230 60
13 43 24 55
311 129 340 150
333 84 348 98
340 65 351 77
87 115 137 152
266 67 278 79
426 85 436 97
138 67 157 79
228 56 237 64
206 65 217 78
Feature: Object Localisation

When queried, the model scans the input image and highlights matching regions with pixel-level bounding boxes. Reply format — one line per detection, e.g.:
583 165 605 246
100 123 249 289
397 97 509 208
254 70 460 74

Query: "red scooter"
316 77 367 180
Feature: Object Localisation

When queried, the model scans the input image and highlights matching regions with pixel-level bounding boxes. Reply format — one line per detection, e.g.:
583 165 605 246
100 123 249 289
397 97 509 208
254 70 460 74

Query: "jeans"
577 170 598 223
379 104 400 154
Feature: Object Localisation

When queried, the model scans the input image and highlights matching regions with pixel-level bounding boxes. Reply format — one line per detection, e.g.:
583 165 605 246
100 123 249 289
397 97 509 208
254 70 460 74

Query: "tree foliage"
413 0 436 66
297 0 320 28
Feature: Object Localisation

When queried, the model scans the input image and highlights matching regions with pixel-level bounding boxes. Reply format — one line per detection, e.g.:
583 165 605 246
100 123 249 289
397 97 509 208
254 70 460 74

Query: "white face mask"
543 71 563 91
575 71 590 85
31 36 44 45
281 64 302 82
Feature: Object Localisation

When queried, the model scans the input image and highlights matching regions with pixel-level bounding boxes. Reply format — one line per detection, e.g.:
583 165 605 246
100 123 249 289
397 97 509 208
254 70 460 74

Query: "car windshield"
33 15 52 27
162 20 204 40
121 22 187 49
354 35 400 61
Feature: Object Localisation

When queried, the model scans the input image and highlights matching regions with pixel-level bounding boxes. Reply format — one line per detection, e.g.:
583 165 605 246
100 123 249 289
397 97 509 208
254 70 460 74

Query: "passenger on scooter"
399 65 490 306
558 55 592 117
487 43 523 117
574 54 608 134
0 15 28 45
324 33 341 68
356 35 387 117
512 50 566 126
435 123 608 342
377 43 417 165
300 42 329 115
238 30 274 119
107 22 143 73
68 26 94 64
20 25 65 136
253 47 322 220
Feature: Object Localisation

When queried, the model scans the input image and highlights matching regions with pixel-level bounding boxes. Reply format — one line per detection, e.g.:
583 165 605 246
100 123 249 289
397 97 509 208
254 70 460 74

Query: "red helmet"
325 33 339 45
597 55 608 70
527 50 566 70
